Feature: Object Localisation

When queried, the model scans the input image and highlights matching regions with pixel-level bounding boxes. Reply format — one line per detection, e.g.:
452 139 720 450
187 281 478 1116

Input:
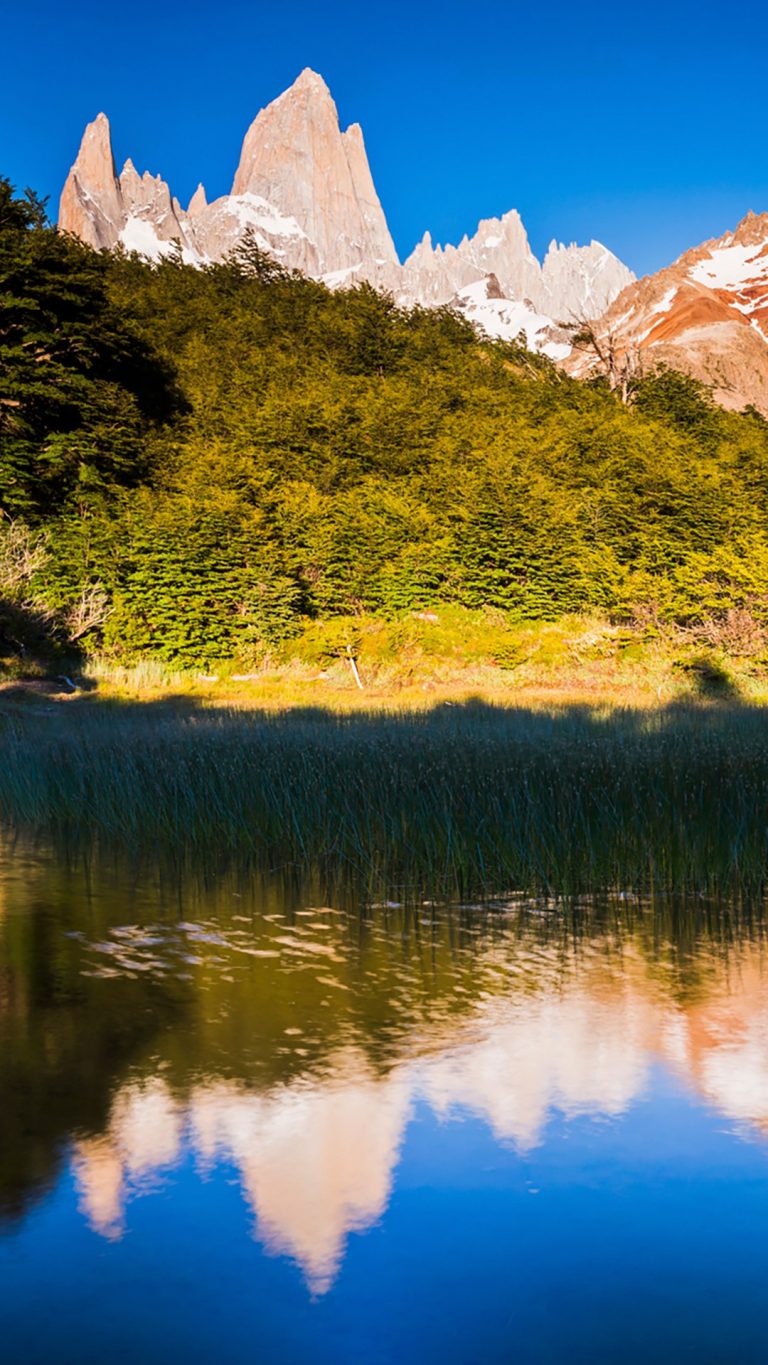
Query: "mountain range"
58 69 768 410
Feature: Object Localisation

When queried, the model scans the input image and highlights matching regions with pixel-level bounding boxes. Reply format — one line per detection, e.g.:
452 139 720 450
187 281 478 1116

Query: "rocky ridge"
401 211 633 321
58 69 632 348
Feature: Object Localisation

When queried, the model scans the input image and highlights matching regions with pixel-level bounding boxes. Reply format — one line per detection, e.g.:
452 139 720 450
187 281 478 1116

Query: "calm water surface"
2 846 768 1362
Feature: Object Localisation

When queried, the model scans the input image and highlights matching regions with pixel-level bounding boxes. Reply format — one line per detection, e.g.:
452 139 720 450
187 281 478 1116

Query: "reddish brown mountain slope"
567 212 768 414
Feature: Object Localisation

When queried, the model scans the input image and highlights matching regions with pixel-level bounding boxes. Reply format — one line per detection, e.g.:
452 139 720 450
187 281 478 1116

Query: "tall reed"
2 699 768 901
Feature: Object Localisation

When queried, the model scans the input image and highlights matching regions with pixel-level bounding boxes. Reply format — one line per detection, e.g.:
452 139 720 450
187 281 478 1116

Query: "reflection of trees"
0 857 192 1223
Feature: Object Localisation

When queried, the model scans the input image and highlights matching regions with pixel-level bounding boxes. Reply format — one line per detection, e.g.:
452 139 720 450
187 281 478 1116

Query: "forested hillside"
3 178 768 667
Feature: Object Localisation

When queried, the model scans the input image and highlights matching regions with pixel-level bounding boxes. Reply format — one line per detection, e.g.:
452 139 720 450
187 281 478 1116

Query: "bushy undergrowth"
3 700 768 902
5 180 768 670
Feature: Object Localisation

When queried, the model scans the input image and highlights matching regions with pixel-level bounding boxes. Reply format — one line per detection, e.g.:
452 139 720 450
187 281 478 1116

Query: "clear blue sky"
2 0 766 277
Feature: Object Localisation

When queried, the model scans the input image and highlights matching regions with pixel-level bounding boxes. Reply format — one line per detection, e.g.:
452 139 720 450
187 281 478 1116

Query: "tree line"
2 177 768 666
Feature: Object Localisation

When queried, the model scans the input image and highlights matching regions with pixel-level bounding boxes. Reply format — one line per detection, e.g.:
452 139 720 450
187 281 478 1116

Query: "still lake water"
3 847 768 1362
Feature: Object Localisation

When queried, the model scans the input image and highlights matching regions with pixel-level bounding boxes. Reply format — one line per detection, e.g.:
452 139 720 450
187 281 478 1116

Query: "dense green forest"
3 177 768 667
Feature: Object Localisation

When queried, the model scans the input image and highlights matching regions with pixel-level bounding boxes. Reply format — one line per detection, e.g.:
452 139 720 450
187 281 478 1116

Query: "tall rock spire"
59 113 123 249
232 68 398 274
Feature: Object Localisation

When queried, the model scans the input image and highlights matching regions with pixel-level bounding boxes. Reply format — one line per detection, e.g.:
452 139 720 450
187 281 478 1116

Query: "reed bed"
2 699 768 901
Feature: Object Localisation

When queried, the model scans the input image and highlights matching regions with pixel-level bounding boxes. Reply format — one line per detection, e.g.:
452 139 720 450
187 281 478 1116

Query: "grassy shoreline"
6 609 768 713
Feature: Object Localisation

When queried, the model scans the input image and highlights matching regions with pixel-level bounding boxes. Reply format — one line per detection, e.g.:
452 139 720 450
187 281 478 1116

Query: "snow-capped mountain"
58 69 633 351
567 212 768 413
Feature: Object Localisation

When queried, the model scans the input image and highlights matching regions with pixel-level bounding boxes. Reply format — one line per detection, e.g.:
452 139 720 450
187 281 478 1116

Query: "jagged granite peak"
59 120 191 258
404 229 441 269
403 211 633 320
339 120 396 263
541 239 635 322
566 211 768 413
118 159 183 243
232 67 397 274
59 112 123 249
285 66 332 98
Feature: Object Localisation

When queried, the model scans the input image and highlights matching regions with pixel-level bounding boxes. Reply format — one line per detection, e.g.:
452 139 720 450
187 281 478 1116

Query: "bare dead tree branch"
65 582 111 642
567 311 644 406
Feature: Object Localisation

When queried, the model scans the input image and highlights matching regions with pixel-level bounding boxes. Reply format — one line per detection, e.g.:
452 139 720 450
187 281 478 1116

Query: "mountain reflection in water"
68 952 768 1292
4 847 768 1361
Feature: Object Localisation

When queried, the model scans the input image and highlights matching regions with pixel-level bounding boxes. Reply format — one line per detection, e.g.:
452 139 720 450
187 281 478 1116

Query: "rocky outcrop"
182 192 322 276
567 212 768 414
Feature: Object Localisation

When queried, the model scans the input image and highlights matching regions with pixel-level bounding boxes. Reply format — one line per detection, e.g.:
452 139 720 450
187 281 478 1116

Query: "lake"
2 843 768 1362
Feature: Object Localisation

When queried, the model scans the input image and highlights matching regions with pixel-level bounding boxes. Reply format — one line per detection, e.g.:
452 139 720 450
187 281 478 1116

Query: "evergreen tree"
4 174 768 664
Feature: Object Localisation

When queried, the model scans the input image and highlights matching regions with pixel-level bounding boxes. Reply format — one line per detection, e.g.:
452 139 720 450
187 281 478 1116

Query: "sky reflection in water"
2 849 768 1362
